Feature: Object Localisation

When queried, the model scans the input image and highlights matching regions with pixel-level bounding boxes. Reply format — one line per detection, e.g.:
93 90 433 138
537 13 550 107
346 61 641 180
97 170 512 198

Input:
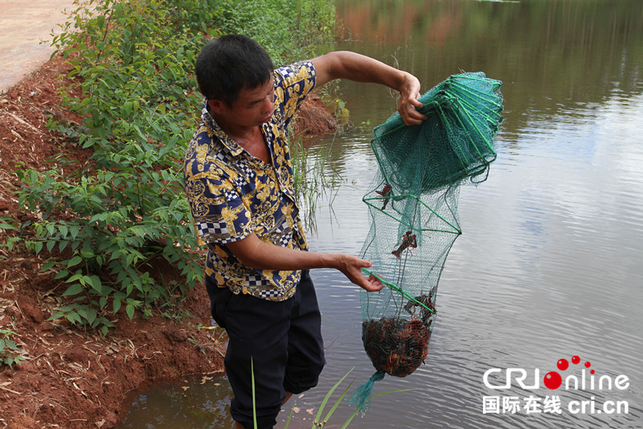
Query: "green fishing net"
349 72 504 412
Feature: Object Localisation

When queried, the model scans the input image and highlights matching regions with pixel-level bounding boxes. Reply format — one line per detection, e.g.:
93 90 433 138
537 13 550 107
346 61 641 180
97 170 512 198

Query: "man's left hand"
398 72 426 126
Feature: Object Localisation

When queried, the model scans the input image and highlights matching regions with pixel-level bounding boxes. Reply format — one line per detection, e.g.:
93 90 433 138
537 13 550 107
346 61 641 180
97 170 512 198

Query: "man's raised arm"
311 51 427 126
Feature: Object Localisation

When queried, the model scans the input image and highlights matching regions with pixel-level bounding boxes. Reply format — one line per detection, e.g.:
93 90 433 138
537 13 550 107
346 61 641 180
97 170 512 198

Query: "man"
184 35 426 429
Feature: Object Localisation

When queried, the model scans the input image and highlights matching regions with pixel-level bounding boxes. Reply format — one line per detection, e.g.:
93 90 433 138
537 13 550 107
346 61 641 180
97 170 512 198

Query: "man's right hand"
334 254 384 292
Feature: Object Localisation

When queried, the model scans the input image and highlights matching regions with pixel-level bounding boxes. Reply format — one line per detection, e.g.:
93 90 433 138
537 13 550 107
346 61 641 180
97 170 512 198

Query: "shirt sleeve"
184 165 255 246
273 60 317 125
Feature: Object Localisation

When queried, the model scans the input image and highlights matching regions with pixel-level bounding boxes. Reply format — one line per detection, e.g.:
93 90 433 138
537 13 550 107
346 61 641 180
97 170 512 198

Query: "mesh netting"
349 72 504 412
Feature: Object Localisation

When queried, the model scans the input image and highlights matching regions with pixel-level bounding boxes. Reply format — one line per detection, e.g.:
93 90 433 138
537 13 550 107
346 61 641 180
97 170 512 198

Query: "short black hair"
195 35 274 107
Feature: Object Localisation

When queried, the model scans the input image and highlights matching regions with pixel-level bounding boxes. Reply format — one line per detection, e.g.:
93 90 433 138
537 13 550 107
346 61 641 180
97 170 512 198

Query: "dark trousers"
205 270 325 429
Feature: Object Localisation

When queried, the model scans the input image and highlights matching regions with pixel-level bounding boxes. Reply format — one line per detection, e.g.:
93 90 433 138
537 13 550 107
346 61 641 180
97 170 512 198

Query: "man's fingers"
409 97 423 108
397 73 426 126
362 274 384 292
338 255 385 292
401 109 427 126
399 96 426 126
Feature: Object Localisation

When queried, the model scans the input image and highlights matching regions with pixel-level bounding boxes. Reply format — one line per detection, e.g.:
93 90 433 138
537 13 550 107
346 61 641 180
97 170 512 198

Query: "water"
118 1 643 428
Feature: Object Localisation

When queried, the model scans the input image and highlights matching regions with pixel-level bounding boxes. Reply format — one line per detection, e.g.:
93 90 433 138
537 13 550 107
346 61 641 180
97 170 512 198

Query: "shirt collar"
201 98 245 157
200 98 276 163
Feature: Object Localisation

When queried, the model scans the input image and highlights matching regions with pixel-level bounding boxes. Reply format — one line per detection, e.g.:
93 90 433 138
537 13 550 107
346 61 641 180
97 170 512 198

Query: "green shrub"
17 0 337 335
215 0 336 65
19 0 208 335
0 329 24 368
0 217 19 258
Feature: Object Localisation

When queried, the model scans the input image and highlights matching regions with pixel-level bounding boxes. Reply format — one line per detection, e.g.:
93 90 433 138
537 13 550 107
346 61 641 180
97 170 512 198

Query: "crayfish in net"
403 291 436 324
351 72 503 412
361 316 432 378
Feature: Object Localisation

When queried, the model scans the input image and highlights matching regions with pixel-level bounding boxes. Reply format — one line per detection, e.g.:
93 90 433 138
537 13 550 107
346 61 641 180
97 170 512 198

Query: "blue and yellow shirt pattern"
184 61 316 301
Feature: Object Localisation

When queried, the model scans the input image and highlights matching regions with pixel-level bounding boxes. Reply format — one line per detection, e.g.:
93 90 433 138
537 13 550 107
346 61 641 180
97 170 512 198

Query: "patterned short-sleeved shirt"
184 61 316 301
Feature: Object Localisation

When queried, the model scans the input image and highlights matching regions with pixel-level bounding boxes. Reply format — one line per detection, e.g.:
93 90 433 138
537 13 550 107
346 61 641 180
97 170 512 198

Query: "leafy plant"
20 0 213 335
17 0 339 335
0 216 20 258
214 0 336 66
0 217 17 231
0 329 24 368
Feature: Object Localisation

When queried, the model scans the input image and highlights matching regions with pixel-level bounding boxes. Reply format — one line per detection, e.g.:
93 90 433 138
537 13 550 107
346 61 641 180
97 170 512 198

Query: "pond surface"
118 1 643 428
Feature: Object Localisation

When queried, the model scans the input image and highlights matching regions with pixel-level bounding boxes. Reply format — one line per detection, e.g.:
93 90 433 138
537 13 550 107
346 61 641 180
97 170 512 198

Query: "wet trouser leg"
206 270 325 429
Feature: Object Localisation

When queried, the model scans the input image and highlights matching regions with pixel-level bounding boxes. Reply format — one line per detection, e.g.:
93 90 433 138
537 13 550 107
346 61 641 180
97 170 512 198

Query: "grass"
290 134 342 233
279 368 417 428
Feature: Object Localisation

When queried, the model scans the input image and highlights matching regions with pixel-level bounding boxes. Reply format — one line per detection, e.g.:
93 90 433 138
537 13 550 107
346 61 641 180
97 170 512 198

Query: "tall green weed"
18 0 337 335
214 0 336 65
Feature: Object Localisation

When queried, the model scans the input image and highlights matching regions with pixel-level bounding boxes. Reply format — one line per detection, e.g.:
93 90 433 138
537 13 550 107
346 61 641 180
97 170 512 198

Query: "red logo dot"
585 361 591 368
557 359 569 371
544 371 562 390
572 356 580 364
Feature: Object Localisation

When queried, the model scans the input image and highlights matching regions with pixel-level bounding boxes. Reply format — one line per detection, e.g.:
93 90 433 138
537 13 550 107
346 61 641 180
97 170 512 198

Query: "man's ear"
208 98 228 115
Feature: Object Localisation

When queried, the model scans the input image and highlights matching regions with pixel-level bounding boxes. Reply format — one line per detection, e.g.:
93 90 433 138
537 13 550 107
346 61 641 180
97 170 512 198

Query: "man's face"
211 76 275 129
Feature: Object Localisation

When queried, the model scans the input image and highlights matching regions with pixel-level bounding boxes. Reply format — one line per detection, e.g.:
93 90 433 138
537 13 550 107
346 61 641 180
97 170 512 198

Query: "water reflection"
119 1 643 428
119 374 236 428
335 0 643 142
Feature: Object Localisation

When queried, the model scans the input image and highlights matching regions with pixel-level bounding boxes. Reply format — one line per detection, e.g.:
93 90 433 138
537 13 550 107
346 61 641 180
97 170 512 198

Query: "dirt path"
0 0 78 93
